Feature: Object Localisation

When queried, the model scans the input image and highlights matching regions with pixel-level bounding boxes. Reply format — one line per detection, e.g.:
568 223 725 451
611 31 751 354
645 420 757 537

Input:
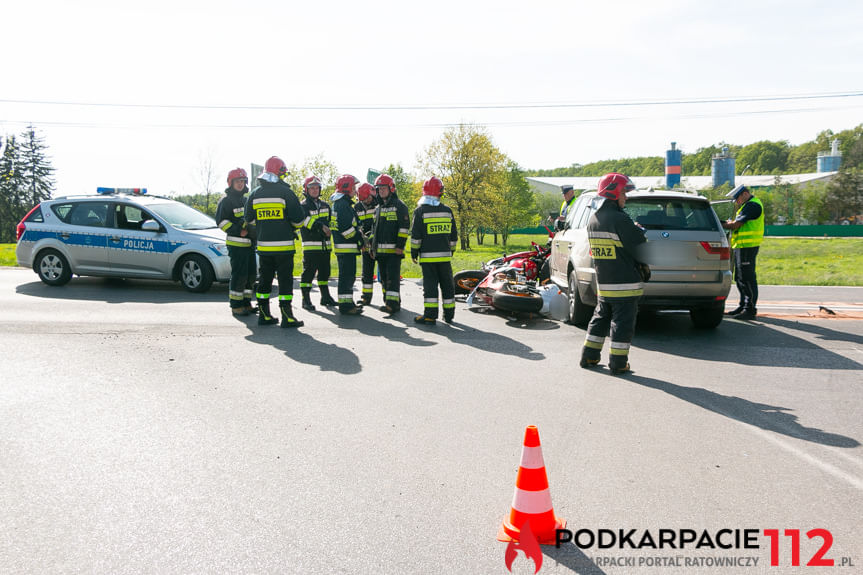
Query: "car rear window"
25 206 44 222
625 198 719 231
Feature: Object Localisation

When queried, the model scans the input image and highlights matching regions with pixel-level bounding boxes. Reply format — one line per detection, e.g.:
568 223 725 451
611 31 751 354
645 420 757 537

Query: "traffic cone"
498 425 566 545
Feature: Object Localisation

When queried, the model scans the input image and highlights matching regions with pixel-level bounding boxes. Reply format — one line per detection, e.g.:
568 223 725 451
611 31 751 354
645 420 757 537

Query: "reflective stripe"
519 446 546 469
598 288 643 298
335 243 359 250
586 334 605 344
422 211 450 219
386 290 400 298
410 239 422 247
609 347 629 356
256 292 271 299
302 241 325 247
278 294 293 301
584 339 604 350
398 228 409 234
253 197 286 206
424 302 438 308
610 341 631 350
589 238 623 247
423 217 451 223
258 240 295 252
317 280 328 286
424 298 438 303
219 219 232 231
226 235 252 246
588 231 621 241
598 282 642 291
419 256 452 263
342 226 356 238
511 487 553 514
229 290 244 301
377 243 396 249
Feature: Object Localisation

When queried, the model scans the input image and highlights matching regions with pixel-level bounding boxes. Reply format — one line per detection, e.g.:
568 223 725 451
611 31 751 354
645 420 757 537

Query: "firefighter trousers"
360 252 376 303
581 296 639 370
257 251 295 305
420 262 455 320
228 245 256 309
300 250 331 296
336 253 359 312
377 254 402 310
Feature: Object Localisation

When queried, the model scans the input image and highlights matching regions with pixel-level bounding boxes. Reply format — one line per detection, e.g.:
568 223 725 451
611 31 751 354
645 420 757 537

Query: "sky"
2 0 862 197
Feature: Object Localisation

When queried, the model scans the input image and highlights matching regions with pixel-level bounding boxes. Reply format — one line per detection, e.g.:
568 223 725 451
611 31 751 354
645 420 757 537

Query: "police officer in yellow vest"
554 184 577 230
721 185 764 320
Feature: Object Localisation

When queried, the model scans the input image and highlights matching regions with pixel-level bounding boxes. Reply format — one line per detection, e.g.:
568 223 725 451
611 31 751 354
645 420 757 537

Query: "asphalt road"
1 269 861 575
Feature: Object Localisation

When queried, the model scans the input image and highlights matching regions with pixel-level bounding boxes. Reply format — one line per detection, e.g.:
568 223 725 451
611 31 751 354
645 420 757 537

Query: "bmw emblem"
661 231 670 238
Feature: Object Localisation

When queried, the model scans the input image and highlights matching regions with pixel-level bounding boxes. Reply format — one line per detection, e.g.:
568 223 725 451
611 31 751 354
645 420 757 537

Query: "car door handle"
60 233 70 240
110 236 122 243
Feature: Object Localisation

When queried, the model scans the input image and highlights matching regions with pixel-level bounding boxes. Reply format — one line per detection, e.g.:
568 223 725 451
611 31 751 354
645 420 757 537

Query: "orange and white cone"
498 425 566 545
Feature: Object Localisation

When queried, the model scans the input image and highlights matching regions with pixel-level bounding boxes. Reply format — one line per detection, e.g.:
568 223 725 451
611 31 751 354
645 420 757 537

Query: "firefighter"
244 156 306 328
579 173 646 374
331 174 365 315
410 177 458 324
354 182 378 306
299 175 336 310
216 167 256 316
721 185 764 320
371 174 410 313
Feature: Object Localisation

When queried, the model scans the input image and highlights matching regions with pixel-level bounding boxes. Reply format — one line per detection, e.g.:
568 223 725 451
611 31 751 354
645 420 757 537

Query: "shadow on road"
314 307 437 348
15 276 227 304
542 544 609 574
634 313 861 370
620 372 860 448
243 322 362 375
756 316 863 346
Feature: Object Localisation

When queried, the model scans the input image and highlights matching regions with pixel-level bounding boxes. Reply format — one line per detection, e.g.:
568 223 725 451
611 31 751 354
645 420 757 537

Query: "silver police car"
16 188 231 292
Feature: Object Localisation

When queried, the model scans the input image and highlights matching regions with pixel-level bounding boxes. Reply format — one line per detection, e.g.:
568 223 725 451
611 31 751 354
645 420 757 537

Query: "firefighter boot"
257 299 278 326
608 356 632 375
279 302 304 328
360 293 372 307
301 287 315 311
319 285 337 307
414 314 436 325
579 347 600 369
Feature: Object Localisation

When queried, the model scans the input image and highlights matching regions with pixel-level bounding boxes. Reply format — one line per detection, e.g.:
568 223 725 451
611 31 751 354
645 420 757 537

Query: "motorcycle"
453 227 554 295
464 263 545 314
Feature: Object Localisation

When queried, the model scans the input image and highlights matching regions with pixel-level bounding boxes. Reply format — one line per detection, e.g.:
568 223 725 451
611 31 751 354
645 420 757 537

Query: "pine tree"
19 125 55 207
0 134 28 242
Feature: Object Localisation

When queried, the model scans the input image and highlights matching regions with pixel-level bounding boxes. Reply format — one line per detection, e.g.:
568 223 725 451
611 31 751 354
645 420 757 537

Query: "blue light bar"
96 187 148 195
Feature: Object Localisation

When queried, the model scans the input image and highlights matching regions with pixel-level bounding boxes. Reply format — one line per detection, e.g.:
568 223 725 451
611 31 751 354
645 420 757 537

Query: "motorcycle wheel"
453 269 487 295
492 283 544 313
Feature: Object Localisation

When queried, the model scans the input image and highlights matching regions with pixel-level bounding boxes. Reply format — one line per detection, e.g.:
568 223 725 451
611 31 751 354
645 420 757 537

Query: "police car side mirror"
141 220 160 232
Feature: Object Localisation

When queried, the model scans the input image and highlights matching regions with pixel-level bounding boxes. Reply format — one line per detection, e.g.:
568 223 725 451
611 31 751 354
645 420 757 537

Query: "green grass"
4 236 862 285
0 244 17 267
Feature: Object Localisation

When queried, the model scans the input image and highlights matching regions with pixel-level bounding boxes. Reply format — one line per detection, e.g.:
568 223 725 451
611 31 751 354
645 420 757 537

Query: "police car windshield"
148 202 218 230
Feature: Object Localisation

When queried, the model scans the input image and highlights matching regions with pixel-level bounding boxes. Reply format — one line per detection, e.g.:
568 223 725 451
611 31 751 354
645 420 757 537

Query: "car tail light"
700 241 730 260
16 205 41 241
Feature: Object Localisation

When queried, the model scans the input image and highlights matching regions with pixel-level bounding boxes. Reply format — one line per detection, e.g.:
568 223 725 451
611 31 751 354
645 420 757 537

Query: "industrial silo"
665 142 682 188
817 139 842 172
711 146 736 188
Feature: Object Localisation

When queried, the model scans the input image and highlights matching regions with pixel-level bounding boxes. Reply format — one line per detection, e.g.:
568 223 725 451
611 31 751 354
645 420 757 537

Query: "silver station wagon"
549 189 732 329
16 188 231 292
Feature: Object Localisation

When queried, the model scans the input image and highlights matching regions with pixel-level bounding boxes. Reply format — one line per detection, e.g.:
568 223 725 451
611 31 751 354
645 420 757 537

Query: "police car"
15 188 231 292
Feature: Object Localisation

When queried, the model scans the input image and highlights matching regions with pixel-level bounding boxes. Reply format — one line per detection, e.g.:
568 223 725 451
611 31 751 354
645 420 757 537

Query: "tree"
822 170 863 224
381 163 421 210
285 153 340 201
0 135 25 243
479 161 537 247
419 124 506 250
736 140 790 175
195 148 219 216
18 125 55 207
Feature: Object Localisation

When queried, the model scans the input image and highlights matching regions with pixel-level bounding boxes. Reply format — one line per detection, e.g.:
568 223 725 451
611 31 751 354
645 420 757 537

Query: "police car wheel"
568 270 593 327
690 305 724 329
36 249 72 287
179 255 214 293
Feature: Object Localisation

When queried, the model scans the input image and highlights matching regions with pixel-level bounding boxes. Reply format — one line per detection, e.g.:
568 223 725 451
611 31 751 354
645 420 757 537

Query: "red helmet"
597 173 635 201
422 177 444 197
374 174 396 194
336 174 357 193
264 156 288 178
357 182 375 202
303 176 322 193
227 167 248 185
